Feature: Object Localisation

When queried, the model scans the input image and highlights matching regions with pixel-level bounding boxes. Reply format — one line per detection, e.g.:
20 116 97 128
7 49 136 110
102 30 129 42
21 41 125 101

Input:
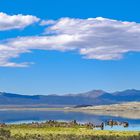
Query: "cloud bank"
0 12 39 31
1 15 140 67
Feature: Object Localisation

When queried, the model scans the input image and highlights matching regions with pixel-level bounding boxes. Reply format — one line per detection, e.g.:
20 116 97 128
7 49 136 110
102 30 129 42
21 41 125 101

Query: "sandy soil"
66 102 140 119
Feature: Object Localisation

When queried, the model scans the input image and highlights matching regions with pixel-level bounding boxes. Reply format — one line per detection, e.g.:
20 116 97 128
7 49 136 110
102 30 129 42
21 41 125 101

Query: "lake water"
0 110 140 131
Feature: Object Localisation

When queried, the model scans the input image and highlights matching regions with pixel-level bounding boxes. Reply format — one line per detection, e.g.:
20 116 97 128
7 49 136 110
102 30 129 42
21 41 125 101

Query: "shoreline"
0 102 140 119
0 107 139 119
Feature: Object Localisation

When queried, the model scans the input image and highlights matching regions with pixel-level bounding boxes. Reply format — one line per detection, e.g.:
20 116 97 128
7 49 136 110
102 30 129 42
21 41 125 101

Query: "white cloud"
43 17 140 60
40 19 56 26
0 12 40 31
1 17 140 67
0 34 80 67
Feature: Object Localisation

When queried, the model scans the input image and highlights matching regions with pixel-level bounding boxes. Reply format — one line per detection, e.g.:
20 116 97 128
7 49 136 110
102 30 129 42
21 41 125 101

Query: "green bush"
0 128 11 138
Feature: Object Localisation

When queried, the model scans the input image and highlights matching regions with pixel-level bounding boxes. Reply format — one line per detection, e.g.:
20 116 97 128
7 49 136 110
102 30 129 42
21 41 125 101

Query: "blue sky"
0 0 140 95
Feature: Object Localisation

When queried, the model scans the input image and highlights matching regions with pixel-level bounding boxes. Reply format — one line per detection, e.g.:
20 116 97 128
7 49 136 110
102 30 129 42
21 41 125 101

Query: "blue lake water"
0 110 140 131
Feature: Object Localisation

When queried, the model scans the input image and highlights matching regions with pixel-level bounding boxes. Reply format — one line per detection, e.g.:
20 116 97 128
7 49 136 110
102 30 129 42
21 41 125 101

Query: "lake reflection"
0 110 140 131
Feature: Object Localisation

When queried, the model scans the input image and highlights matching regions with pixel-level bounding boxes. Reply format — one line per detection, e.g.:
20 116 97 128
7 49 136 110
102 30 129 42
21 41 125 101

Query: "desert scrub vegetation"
0 126 139 140
0 121 139 140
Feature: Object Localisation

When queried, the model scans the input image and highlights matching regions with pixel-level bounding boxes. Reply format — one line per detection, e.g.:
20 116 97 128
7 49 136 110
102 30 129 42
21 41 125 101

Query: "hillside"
0 89 140 105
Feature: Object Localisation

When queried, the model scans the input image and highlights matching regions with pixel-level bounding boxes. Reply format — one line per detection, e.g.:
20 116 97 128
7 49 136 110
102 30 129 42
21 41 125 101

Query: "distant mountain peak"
113 89 140 96
76 89 107 98
0 89 139 105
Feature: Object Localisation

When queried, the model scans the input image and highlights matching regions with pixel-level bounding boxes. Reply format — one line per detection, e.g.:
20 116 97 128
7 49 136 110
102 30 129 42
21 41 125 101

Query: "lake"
0 110 140 131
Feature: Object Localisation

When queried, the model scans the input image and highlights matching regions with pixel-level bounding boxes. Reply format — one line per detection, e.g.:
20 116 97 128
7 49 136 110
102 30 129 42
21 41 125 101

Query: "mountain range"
0 89 140 106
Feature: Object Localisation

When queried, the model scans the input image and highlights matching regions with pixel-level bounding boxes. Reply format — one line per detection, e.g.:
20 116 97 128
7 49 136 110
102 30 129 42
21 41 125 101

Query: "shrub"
0 128 11 138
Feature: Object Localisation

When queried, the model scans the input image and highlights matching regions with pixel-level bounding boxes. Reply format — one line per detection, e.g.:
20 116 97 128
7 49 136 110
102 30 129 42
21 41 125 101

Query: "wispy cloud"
1 16 140 67
43 17 140 60
0 12 39 31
